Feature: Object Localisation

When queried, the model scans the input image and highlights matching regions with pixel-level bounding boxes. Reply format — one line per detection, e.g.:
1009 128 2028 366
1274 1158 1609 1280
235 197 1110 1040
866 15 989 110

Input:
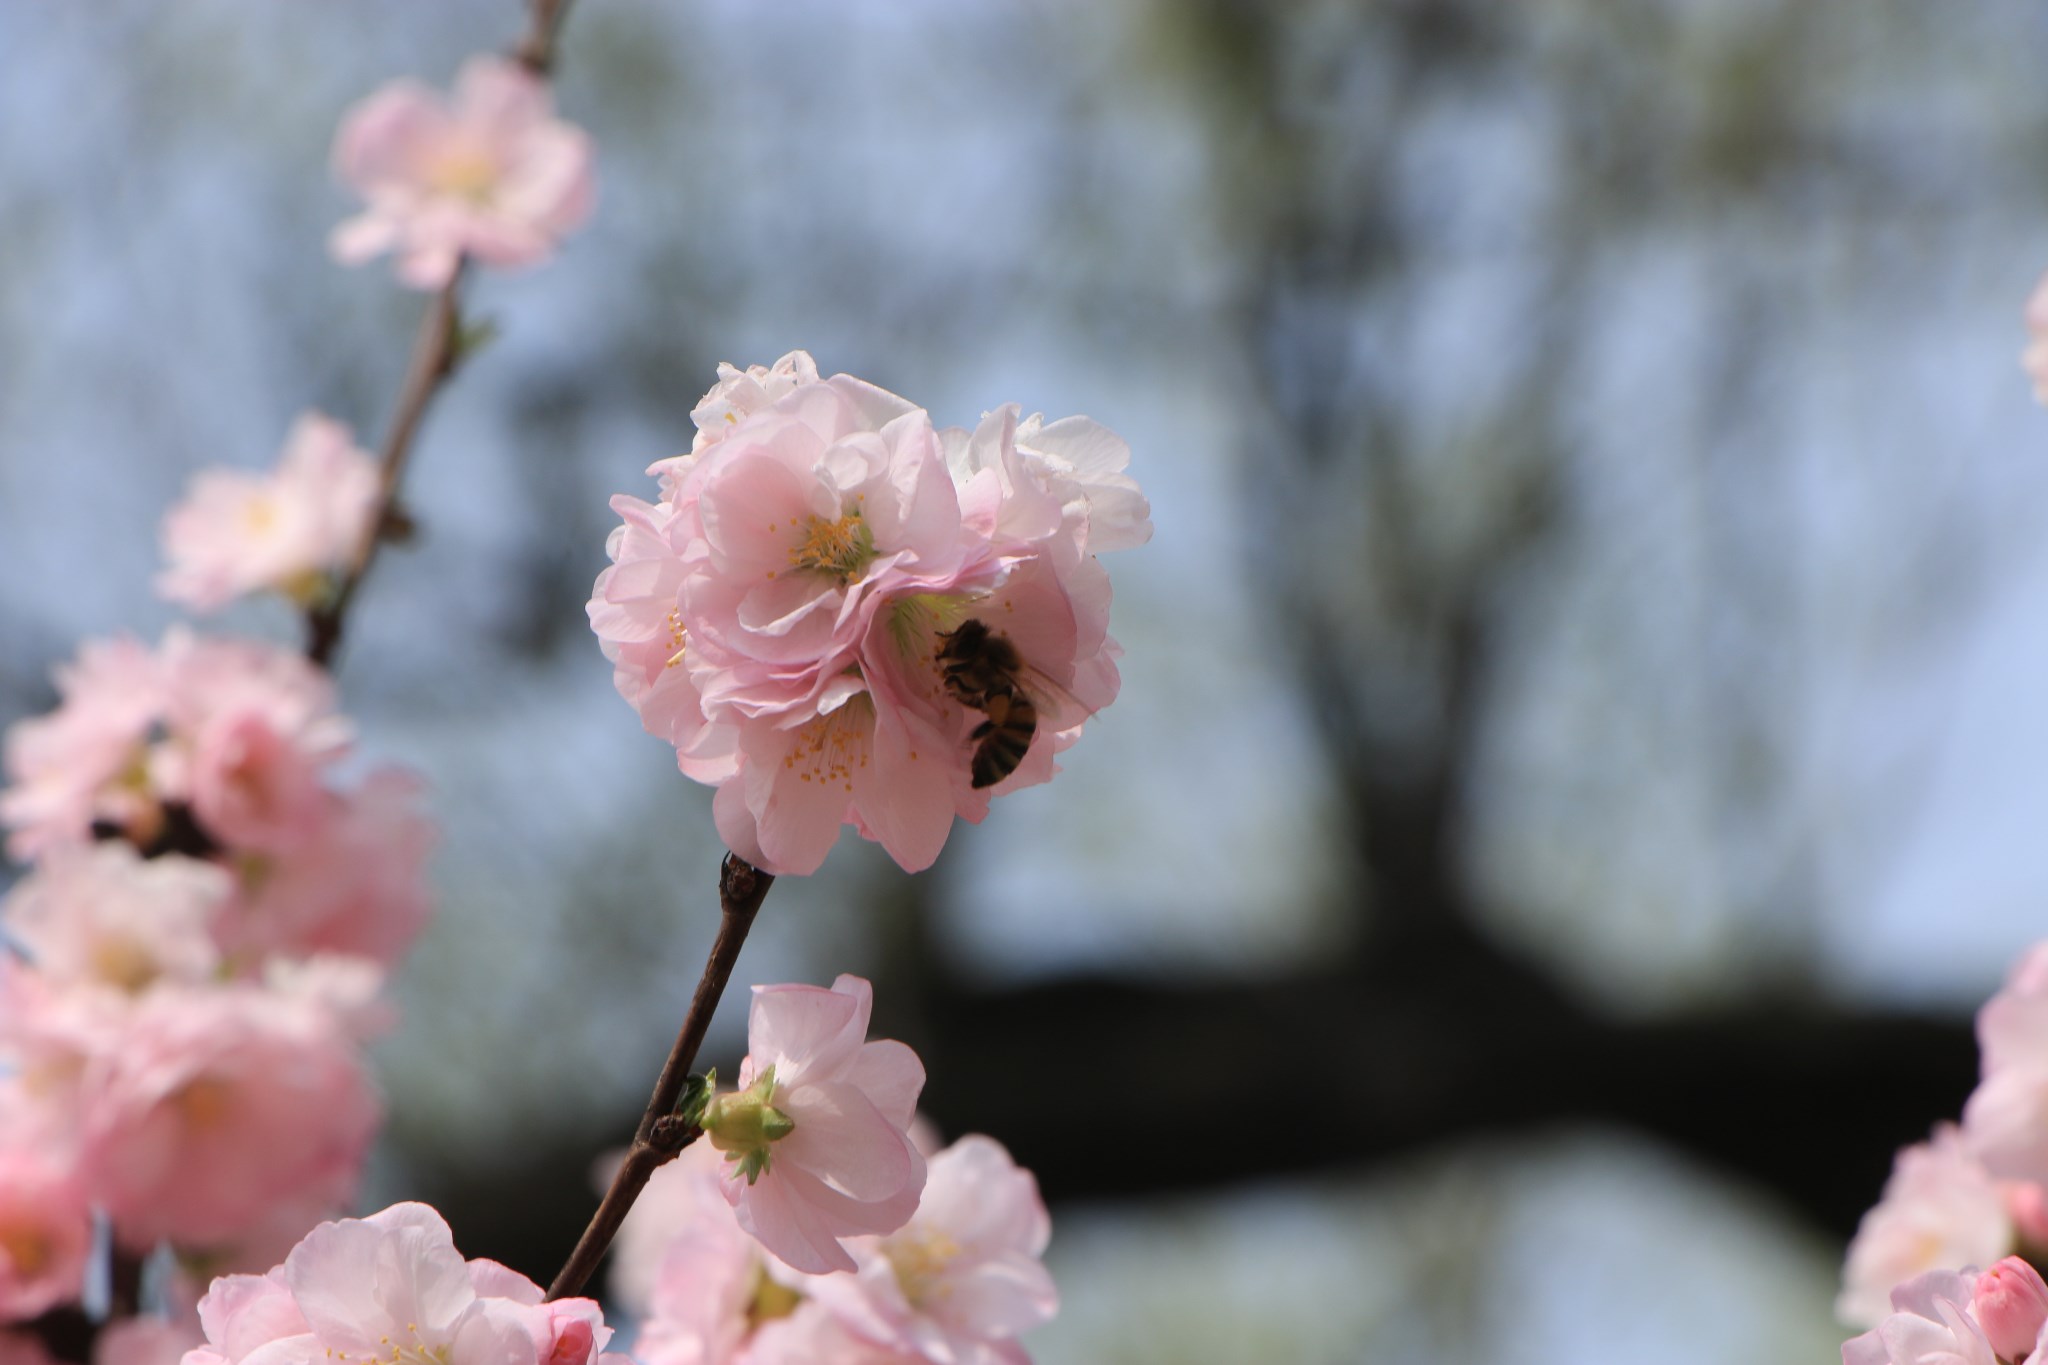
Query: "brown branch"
544 854 775 1302
515 0 577 75
304 272 464 667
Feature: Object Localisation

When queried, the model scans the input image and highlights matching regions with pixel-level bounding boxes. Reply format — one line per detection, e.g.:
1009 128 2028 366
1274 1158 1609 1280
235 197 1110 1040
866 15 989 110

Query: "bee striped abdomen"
935 620 1039 789
968 686 1037 789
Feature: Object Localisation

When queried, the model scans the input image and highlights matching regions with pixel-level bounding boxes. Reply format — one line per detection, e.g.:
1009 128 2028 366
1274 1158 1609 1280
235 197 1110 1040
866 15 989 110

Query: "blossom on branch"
77 983 379 1254
184 1203 625 1365
330 56 594 290
611 1142 809 1365
0 630 347 860
1839 1125 2016 1328
1965 944 2048 1186
157 413 380 613
796 1134 1056 1365
1844 1267 2003 1365
701 976 926 1275
588 352 1148 876
0 1140 92 1322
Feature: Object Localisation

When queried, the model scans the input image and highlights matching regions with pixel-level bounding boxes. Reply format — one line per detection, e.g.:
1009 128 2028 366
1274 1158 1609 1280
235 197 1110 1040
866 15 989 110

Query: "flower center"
89 935 159 993
173 1076 236 1130
376 1327 453 1365
425 143 500 202
0 1223 51 1277
884 1227 964 1309
782 698 873 795
788 509 875 583
665 608 687 670
241 494 280 536
746 1267 803 1327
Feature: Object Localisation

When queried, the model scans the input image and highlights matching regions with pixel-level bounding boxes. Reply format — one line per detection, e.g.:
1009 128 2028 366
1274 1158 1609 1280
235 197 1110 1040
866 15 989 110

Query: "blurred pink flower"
0 631 348 859
93 1318 202 1365
218 769 435 970
2 845 227 997
616 1143 790 1365
0 637 164 860
331 57 594 290
0 1141 92 1321
78 984 379 1253
1845 1267 2005 1365
800 1135 1055 1365
157 413 380 613
1840 1125 2015 1328
2024 273 2048 406
1965 944 2048 1185
711 976 926 1275
0 1334 59 1365
187 1204 623 1365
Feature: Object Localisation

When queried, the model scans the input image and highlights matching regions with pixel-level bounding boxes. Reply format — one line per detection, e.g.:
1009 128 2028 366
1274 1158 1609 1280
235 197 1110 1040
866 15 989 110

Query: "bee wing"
1016 659 1102 730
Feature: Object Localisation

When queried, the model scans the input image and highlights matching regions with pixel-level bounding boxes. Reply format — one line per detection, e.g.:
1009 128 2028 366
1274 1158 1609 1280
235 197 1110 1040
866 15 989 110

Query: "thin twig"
515 0 576 75
544 854 775 1302
305 272 463 667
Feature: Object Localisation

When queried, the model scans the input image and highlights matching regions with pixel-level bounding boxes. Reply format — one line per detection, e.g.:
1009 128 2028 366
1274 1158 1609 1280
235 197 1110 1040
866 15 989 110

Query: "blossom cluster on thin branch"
3 12 1132 1365
1 40 594 1365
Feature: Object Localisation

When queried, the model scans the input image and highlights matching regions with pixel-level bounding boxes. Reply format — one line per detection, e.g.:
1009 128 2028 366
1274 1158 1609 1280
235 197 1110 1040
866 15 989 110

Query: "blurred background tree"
5 2 2047 1360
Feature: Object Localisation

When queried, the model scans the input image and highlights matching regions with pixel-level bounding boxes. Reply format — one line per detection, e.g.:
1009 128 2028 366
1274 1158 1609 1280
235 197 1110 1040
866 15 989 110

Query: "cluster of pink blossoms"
2 39 600 1365
612 982 1054 1364
1842 945 2048 1358
588 352 1149 875
0 630 433 1326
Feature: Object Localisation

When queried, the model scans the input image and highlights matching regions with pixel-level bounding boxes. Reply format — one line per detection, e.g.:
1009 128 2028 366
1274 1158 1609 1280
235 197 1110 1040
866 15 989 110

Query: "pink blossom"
0 969 126 1142
687 353 825 458
2 845 227 997
331 57 594 290
1967 945 2048 1184
799 1136 1055 1365
1 631 348 859
186 1204 623 1365
94 1319 202 1365
78 984 379 1252
1974 1257 2048 1361
706 976 926 1275
218 769 435 969
2010 1184 2048 1250
1 637 164 859
0 1141 92 1321
616 1143 791 1365
163 633 350 856
590 356 1145 877
1844 1268 2001 1365
2026 273 2048 406
1841 1126 2016 1328
158 413 380 613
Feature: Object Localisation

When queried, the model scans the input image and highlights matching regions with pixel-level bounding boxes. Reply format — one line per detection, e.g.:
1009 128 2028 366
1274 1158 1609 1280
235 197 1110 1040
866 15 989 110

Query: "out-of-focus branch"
544 854 775 1302
304 274 463 667
516 0 577 76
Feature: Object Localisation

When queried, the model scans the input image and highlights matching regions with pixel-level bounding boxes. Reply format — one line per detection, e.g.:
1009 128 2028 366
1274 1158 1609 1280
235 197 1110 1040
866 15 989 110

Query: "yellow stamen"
787 511 875 583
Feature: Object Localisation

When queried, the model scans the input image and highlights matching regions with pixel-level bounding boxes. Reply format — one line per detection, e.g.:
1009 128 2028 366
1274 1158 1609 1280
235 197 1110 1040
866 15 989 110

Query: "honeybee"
934 619 1039 789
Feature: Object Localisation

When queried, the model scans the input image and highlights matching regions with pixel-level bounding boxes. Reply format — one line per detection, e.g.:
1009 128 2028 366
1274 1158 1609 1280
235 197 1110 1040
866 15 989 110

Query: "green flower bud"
700 1066 795 1183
